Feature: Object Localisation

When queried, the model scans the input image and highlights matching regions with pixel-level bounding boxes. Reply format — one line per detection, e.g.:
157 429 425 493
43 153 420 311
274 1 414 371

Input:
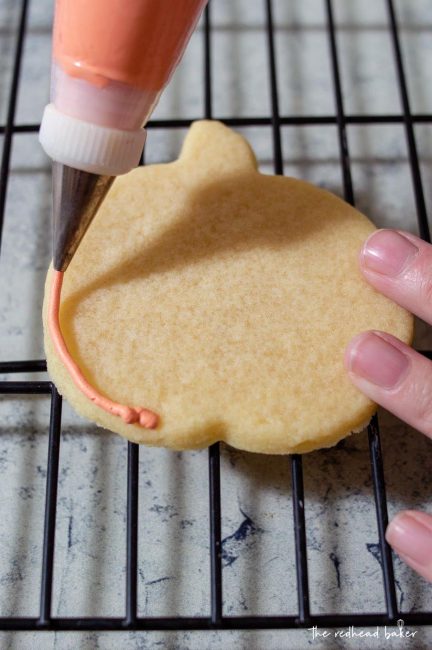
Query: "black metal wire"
0 381 51 394
324 0 401 619
0 0 29 253
386 0 430 242
125 443 139 627
291 456 310 624
3 113 432 137
39 386 62 626
204 3 212 120
265 0 311 624
0 360 47 373
325 0 354 206
203 2 223 626
265 0 283 175
0 0 431 634
368 416 398 621
208 445 223 625
1 610 432 631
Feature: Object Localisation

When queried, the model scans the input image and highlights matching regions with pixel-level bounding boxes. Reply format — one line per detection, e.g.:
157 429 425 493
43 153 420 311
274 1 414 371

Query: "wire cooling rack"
0 0 431 634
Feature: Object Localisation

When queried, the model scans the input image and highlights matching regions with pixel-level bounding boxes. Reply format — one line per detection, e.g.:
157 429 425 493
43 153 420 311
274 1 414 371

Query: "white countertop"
0 0 431 648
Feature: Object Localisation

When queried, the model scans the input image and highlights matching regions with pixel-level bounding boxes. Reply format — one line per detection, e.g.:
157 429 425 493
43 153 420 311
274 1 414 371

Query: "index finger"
359 229 432 324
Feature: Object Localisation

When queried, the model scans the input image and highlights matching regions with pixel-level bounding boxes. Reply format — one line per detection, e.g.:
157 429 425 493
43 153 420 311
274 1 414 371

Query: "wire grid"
0 0 431 633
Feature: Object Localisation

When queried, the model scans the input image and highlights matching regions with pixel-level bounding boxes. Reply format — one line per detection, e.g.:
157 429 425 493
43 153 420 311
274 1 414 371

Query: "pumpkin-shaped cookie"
43 121 413 453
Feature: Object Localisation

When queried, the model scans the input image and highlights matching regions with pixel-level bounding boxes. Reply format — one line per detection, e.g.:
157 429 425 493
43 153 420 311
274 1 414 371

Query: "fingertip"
386 511 432 571
344 330 410 390
386 511 409 545
394 229 423 247
344 331 369 372
359 229 419 277
358 229 385 270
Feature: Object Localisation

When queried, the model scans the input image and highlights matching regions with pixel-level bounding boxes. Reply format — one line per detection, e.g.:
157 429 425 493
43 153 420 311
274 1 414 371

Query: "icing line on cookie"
48 269 159 429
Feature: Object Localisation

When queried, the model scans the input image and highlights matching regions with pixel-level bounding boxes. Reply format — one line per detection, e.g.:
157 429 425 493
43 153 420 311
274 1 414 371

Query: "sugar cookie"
43 121 413 453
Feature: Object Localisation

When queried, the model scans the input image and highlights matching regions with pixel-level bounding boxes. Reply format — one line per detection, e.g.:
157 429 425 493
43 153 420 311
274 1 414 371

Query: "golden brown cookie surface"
43 121 413 453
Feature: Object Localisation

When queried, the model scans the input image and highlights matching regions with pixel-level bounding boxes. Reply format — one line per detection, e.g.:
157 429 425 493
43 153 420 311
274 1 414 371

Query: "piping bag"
39 0 207 428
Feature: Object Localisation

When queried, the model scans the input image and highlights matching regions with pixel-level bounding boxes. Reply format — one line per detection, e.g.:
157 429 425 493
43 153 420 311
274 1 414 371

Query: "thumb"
386 511 432 582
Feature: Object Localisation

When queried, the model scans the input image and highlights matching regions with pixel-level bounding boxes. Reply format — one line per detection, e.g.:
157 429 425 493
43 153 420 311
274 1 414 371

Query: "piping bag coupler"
39 66 150 273
39 0 208 273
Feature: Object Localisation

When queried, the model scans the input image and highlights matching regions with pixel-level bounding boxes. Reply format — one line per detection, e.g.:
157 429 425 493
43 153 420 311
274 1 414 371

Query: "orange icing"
53 0 207 90
48 270 159 429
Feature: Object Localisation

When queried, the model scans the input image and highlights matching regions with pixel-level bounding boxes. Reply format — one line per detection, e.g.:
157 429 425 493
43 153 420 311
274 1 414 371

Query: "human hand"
344 229 432 582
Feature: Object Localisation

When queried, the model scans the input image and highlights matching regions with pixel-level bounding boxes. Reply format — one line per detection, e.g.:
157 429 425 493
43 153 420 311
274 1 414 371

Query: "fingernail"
362 230 418 276
346 332 410 389
386 513 432 568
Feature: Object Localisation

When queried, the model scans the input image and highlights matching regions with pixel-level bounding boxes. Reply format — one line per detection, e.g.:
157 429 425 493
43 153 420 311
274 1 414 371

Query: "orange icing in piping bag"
53 0 207 91
48 270 159 429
